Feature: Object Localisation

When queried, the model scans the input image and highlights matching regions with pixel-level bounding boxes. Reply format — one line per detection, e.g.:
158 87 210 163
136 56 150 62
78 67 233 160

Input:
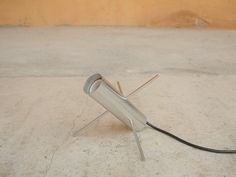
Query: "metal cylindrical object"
84 74 147 131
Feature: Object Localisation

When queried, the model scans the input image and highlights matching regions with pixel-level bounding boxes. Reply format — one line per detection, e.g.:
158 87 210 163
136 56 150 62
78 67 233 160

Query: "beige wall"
0 0 236 28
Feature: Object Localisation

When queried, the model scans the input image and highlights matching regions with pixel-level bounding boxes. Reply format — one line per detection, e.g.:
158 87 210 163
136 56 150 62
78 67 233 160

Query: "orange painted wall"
0 0 236 28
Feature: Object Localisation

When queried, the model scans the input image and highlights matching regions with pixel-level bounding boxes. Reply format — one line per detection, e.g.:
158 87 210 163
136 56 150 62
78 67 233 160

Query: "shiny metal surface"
75 74 159 136
84 74 147 131
129 119 145 161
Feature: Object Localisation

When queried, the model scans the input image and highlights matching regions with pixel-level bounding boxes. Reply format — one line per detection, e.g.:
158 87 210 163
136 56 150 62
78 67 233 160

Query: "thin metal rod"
74 74 159 135
129 119 145 161
127 73 159 97
117 81 124 96
118 81 145 160
72 111 107 136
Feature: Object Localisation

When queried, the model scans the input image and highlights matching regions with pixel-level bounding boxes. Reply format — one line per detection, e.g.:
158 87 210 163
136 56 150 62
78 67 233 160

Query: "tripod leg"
75 74 159 136
129 119 145 161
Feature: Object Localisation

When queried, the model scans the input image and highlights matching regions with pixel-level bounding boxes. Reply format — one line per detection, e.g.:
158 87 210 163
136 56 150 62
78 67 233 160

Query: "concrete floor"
0 27 235 177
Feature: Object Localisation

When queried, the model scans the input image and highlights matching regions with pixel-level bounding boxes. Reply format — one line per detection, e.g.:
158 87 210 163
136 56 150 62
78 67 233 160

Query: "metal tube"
84 74 147 131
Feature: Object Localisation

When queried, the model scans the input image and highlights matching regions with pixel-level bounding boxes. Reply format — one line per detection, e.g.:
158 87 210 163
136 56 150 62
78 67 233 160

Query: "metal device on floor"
83 73 236 161
83 73 152 161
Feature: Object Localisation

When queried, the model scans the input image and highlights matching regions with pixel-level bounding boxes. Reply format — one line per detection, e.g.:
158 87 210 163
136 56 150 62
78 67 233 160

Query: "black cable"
146 121 236 154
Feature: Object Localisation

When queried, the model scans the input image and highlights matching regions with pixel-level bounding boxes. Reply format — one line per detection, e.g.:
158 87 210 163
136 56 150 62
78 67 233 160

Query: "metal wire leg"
129 119 146 161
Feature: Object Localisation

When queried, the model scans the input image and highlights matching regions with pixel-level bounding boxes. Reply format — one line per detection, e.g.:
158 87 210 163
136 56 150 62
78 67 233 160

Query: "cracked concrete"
0 27 235 177
43 94 89 177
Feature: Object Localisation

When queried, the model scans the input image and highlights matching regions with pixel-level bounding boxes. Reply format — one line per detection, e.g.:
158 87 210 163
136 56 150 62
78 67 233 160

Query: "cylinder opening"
83 73 102 94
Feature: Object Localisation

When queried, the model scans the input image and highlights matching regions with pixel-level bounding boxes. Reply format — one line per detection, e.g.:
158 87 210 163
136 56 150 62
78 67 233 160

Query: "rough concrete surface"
0 27 235 177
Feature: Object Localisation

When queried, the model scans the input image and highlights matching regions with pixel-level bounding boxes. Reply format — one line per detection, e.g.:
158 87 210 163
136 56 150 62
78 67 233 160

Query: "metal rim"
83 73 102 94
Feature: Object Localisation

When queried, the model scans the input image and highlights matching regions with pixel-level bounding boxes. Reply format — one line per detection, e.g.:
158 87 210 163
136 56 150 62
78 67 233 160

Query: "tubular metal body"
84 74 147 131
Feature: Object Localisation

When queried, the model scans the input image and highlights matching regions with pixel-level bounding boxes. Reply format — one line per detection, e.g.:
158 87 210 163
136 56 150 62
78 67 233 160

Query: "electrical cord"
146 121 236 154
